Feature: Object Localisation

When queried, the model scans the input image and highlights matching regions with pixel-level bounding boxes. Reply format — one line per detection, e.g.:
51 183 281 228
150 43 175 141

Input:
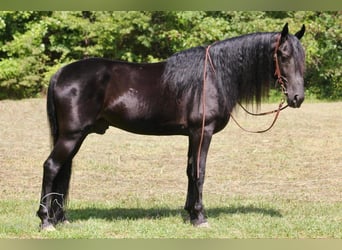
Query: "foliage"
299 11 341 100
0 11 340 100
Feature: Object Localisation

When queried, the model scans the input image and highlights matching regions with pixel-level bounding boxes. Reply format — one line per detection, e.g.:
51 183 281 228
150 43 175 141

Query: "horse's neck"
213 33 274 105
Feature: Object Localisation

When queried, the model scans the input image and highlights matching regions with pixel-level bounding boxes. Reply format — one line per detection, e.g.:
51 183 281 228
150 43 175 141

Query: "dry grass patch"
0 99 341 238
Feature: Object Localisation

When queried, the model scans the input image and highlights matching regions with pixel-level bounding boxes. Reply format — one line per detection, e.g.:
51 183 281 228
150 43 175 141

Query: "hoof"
196 221 210 228
62 220 70 225
41 224 56 232
191 218 210 228
194 221 210 228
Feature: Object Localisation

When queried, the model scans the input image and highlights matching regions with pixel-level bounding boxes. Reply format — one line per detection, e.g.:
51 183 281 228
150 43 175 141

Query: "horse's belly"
104 113 188 135
103 100 187 136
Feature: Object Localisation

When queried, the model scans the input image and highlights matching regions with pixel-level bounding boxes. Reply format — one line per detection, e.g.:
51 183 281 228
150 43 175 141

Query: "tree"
0 11 340 100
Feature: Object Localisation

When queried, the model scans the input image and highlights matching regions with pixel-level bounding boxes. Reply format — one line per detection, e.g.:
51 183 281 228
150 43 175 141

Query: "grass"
0 98 341 238
0 197 341 239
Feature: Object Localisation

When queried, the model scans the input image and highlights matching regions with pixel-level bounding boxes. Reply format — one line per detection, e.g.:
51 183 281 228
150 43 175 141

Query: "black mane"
162 46 206 95
162 32 279 109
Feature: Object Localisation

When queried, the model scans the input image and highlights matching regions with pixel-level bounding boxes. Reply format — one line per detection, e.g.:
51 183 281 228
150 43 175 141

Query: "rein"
230 33 289 133
196 34 287 179
196 45 214 179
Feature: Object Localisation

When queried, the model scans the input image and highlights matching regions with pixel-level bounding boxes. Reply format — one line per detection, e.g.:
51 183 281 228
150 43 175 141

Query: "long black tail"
47 72 59 146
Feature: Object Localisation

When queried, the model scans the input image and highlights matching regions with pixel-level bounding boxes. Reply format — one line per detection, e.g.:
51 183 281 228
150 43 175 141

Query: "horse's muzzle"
288 94 304 108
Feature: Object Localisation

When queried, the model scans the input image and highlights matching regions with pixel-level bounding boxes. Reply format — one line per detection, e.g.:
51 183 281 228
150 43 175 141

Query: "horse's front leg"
185 126 213 227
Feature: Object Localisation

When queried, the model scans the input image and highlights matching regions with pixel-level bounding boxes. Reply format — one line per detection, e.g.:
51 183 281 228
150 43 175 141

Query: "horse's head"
275 23 306 108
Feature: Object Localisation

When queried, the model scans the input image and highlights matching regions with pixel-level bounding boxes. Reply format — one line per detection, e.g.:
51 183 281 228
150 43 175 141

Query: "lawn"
0 98 341 238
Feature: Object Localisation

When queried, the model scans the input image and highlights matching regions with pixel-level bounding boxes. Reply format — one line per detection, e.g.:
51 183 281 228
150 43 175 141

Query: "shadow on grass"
68 205 282 222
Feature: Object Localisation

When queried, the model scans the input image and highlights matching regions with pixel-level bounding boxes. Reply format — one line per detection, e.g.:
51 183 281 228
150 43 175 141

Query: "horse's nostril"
293 95 299 107
292 95 303 108
292 100 298 108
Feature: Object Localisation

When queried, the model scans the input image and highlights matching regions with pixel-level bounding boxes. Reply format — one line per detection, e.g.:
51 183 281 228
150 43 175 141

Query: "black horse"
37 23 306 230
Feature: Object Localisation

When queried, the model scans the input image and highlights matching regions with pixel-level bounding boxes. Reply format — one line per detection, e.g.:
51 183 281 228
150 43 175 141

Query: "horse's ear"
295 24 306 40
280 23 289 42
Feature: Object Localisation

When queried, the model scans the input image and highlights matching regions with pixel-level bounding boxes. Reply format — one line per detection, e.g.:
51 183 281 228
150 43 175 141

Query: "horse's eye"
277 50 289 61
281 54 289 61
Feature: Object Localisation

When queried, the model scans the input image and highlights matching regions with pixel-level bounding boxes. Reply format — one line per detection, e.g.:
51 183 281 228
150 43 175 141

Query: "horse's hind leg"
37 131 86 230
50 159 72 224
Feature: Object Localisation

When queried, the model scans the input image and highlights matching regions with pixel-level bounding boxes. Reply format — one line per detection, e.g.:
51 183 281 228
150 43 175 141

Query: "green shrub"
0 11 340 100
